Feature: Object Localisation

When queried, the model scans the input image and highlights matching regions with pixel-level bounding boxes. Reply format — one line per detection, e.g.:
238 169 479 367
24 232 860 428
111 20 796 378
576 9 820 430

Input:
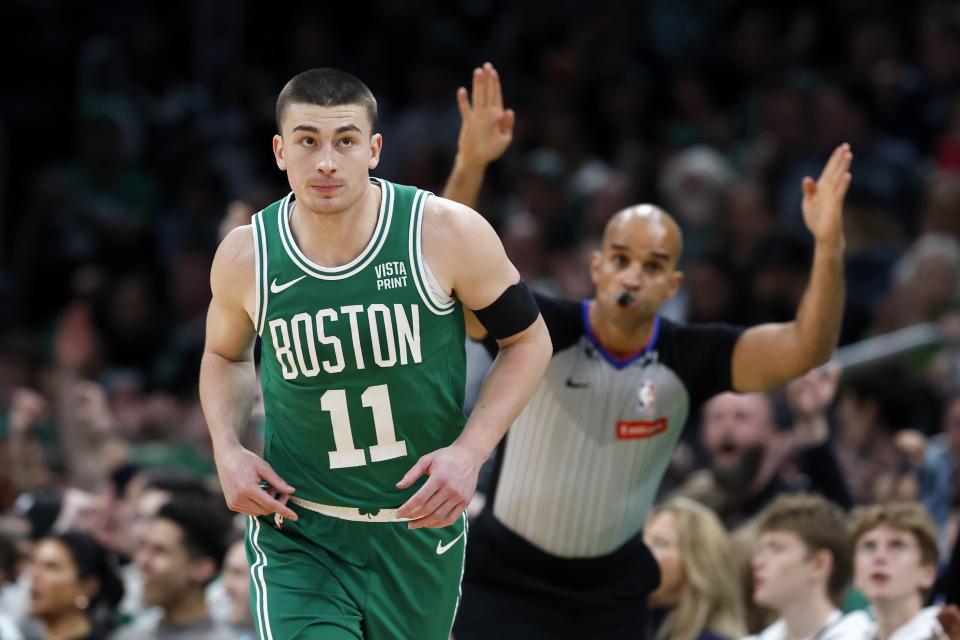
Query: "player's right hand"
214 443 298 521
455 62 515 168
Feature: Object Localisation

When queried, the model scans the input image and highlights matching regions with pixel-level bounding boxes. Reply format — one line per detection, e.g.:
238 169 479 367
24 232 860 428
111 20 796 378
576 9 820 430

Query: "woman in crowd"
644 496 745 640
29 531 124 640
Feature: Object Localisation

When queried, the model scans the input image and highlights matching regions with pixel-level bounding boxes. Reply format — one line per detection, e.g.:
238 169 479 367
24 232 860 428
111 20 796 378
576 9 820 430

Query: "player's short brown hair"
276 68 378 134
754 493 851 604
849 501 939 569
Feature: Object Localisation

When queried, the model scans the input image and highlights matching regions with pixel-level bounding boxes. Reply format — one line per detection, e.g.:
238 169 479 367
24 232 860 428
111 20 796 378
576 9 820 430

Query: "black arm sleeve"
481 291 581 358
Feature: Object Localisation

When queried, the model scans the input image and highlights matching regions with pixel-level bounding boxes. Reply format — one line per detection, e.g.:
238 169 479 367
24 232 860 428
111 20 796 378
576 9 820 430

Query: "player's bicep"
450 211 522 312
204 293 256 362
426 199 541 345
204 227 257 362
464 308 489 341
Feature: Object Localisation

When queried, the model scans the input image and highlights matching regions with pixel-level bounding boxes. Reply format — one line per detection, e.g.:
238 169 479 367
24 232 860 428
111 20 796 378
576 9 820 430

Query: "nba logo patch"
637 380 656 415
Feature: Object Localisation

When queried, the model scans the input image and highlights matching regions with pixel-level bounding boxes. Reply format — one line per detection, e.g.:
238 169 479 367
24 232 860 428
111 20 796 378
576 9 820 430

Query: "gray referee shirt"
486 295 741 558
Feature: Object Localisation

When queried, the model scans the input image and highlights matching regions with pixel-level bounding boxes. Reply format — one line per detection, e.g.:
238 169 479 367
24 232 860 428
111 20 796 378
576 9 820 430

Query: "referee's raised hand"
455 62 515 170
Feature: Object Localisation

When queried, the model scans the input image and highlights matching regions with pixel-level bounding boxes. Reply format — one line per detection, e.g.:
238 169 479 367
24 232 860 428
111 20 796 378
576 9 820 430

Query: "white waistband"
288 495 411 523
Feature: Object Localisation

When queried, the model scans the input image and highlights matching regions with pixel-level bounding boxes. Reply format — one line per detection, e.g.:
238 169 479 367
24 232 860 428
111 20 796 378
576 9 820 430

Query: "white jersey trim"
247 516 275 640
277 178 394 280
409 190 456 315
253 211 269 336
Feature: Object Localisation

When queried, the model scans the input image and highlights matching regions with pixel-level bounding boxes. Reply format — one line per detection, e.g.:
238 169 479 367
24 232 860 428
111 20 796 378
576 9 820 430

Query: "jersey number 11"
320 384 408 469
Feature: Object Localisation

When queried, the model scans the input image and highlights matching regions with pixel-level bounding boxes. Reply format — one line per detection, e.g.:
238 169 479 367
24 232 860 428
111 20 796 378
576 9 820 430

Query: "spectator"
0 531 23 639
835 364 923 504
644 496 745 640
851 502 945 639
29 531 124 640
110 496 232 640
219 537 254 640
906 392 960 545
746 493 872 639
676 366 850 529
112 469 212 626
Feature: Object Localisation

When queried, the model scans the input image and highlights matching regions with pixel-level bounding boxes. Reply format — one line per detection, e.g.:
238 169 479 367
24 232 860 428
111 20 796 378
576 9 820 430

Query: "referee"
443 65 852 639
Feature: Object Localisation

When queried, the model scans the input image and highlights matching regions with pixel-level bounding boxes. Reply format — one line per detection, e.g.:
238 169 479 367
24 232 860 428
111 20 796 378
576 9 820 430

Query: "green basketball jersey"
251 178 467 509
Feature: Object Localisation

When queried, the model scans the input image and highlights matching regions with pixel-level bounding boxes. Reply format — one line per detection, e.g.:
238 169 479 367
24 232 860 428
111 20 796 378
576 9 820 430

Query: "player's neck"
289 182 381 267
588 301 656 357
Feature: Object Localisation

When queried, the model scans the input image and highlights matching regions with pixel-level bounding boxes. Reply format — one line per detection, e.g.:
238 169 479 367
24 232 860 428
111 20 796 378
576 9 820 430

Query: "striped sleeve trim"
408 190 456 316
252 211 269 336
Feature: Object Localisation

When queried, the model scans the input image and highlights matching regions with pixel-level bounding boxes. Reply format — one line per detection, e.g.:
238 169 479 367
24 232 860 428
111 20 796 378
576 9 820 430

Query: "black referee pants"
453 509 660 640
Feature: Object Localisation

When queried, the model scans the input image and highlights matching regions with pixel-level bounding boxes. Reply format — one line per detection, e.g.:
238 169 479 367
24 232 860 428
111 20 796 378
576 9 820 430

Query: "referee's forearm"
441 155 487 210
455 316 551 461
794 241 845 366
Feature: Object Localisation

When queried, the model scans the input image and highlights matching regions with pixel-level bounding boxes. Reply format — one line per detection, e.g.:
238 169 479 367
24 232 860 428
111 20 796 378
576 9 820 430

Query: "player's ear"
369 133 383 170
273 134 286 171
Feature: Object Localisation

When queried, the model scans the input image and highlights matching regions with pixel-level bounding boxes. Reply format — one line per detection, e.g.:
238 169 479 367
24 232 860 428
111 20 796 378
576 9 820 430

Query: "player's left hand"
395 444 483 529
801 143 853 247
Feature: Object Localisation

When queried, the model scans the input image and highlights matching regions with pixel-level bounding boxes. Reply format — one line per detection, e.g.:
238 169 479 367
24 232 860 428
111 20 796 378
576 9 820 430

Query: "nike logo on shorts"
436 530 466 555
270 275 307 294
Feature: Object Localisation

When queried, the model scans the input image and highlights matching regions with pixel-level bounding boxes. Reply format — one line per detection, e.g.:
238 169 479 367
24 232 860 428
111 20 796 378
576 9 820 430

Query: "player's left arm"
396 197 551 529
731 143 852 392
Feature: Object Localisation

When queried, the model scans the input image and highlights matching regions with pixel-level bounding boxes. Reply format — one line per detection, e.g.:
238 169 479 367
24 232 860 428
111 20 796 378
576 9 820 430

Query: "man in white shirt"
851 502 947 640
747 493 872 640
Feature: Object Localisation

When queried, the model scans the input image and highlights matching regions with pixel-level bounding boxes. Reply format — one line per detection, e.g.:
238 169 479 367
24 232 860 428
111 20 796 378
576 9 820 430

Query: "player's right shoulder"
211 224 255 301
215 224 255 266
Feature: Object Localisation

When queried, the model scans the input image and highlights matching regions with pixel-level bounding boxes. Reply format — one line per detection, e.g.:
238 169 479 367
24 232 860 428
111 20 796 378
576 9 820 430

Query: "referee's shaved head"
603 205 684 266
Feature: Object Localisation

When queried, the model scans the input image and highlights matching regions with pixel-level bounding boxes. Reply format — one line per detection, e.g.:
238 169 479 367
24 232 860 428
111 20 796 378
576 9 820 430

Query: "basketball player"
199 68 551 640
444 64 852 639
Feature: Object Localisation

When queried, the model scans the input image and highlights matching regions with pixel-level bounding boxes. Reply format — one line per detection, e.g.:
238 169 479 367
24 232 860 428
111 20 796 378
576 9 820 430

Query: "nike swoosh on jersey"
270 275 307 294
435 530 466 555
565 377 590 389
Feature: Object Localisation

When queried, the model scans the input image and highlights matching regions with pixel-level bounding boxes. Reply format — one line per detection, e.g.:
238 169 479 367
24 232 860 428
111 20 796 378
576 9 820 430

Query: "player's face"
644 511 686 607
853 524 935 606
590 216 682 325
752 530 821 610
273 102 382 216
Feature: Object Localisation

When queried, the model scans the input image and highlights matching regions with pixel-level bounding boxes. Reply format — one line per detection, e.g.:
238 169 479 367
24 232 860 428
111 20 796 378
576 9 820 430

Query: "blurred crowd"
1 0 960 638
